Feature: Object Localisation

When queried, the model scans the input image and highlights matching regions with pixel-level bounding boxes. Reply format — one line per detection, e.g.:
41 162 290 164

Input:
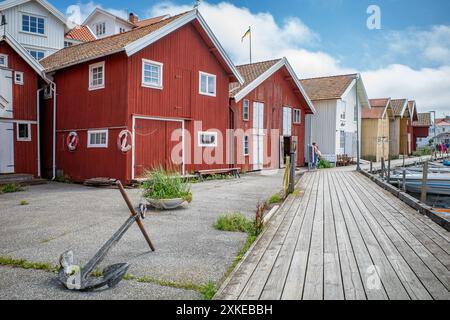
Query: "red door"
134 118 183 178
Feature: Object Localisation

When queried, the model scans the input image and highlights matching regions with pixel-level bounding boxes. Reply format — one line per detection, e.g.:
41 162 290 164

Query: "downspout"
50 81 57 180
356 75 361 171
36 87 43 177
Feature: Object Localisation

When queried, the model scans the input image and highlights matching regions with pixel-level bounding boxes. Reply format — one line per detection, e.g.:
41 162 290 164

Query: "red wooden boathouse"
40 10 244 183
229 58 316 172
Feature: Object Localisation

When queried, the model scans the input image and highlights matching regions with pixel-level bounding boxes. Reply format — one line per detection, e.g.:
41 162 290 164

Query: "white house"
301 74 371 163
0 0 69 59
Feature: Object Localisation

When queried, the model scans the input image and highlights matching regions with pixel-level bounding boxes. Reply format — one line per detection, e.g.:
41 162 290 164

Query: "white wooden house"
0 0 69 59
301 74 370 163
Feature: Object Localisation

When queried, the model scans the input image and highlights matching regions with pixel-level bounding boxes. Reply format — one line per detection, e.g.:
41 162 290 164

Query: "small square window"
294 109 301 124
142 59 163 89
15 72 24 85
88 130 108 148
199 72 216 97
198 132 217 147
89 62 105 90
243 135 249 156
0 54 8 68
243 100 250 121
17 123 31 141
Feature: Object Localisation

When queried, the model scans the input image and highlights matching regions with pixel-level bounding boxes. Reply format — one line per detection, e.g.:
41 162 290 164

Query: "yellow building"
362 99 393 162
389 99 411 159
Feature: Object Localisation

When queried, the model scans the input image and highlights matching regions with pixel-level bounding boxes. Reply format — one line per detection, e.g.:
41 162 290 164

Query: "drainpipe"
36 88 43 177
50 81 57 180
356 75 361 171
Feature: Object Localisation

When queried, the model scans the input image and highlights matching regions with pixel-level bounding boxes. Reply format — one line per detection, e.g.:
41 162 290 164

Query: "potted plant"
141 169 192 210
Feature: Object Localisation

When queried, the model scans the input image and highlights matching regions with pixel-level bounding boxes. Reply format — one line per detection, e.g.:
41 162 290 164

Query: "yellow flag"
241 27 251 42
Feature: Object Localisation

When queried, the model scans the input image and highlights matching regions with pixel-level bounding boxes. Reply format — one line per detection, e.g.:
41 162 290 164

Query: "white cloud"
66 1 128 25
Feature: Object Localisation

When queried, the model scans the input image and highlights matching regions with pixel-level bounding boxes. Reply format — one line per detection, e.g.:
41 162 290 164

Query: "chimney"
129 12 139 25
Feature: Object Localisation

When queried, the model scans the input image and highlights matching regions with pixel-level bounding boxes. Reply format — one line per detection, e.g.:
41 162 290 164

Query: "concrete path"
215 170 450 300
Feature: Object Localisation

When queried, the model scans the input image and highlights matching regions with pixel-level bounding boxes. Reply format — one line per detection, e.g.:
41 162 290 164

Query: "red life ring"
117 130 132 153
67 132 79 151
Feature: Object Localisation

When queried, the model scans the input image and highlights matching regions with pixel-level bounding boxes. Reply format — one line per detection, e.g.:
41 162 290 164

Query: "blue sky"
54 1 450 113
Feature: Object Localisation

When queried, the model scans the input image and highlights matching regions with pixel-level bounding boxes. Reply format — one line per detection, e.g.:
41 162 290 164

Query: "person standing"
312 142 322 169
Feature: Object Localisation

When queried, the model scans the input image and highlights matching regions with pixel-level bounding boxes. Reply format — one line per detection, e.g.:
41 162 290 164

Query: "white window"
199 72 216 97
17 123 31 141
198 132 217 147
64 41 74 48
142 59 163 89
341 101 347 120
22 14 45 35
294 109 301 124
88 130 108 148
340 130 345 149
15 72 24 85
119 27 126 33
243 135 249 156
27 49 45 60
243 100 250 121
89 61 105 90
0 54 8 68
95 22 106 36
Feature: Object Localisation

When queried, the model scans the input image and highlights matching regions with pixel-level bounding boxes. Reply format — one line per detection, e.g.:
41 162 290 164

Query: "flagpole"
249 26 252 64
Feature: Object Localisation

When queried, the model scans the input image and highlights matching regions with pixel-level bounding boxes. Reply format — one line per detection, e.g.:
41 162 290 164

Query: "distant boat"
390 171 450 196
407 166 450 174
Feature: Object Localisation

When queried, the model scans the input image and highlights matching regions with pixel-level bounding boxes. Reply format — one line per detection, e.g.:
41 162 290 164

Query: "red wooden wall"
413 126 430 151
230 67 309 172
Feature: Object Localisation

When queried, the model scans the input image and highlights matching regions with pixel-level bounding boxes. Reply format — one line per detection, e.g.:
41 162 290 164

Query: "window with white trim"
340 130 345 149
142 59 163 89
199 72 216 97
0 54 8 68
27 49 45 60
243 99 250 121
293 109 301 124
198 132 217 147
15 72 24 85
17 123 31 141
89 62 105 90
22 14 45 35
88 130 108 148
95 22 106 36
243 135 249 156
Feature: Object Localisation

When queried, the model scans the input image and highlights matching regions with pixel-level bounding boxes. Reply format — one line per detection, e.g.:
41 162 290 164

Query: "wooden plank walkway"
215 171 450 300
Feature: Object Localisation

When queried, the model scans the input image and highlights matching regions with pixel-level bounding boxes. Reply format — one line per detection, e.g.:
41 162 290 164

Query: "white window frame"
199 71 216 97
20 13 46 36
17 122 31 142
94 22 106 36
0 54 8 68
89 61 105 91
198 131 218 148
243 99 250 121
141 59 163 89
87 129 108 148
15 72 24 85
26 48 45 60
293 109 301 124
243 135 249 156
339 130 346 150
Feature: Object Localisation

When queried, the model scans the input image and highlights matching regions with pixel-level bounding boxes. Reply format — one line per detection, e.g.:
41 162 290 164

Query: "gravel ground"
0 171 284 299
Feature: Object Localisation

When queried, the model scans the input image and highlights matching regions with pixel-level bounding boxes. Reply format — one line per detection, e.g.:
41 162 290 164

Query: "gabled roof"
413 113 432 127
82 7 135 28
0 0 68 27
134 15 169 28
229 58 316 114
65 25 96 42
41 10 244 84
390 99 409 118
363 98 392 119
300 73 370 108
408 100 419 122
0 30 49 82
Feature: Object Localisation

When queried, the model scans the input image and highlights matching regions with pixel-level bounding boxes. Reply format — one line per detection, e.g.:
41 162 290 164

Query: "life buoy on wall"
117 130 132 153
66 132 79 152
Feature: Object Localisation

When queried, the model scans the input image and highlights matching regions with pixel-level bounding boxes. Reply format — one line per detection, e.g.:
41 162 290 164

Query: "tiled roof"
413 113 432 127
299 74 357 101
65 25 96 42
229 59 281 97
436 118 450 126
41 12 190 72
369 98 390 108
390 99 408 117
134 15 168 27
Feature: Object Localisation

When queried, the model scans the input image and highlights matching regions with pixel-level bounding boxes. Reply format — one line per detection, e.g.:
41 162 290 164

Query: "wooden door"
0 122 14 173
0 69 13 119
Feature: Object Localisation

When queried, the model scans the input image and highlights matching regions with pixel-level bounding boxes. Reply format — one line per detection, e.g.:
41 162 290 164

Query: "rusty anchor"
58 181 154 291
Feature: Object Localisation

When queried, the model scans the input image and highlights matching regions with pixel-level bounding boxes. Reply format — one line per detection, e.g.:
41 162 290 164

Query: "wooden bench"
194 168 241 181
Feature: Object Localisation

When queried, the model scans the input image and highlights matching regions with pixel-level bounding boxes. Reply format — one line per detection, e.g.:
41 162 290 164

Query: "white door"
282 107 292 137
0 122 15 173
0 69 13 119
253 102 264 170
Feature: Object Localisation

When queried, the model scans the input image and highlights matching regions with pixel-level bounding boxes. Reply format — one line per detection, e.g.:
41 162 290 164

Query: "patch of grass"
0 256 58 273
199 281 217 300
20 200 29 206
413 147 432 157
142 168 192 202
1 184 24 194
214 213 253 233
269 193 283 204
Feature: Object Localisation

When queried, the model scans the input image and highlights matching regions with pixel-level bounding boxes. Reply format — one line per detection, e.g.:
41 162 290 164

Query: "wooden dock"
215 171 450 300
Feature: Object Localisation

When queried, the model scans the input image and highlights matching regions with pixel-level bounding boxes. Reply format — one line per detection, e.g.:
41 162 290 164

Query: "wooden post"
370 161 373 174
387 158 391 182
288 152 296 194
402 169 407 192
421 162 428 203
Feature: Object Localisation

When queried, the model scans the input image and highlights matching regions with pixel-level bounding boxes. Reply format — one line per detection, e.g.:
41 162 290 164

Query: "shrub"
1 184 23 194
413 147 432 157
214 213 252 233
269 193 283 204
317 159 333 169
141 169 192 202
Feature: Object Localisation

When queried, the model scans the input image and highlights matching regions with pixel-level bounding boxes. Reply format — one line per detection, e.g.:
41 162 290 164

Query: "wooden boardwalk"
215 171 450 300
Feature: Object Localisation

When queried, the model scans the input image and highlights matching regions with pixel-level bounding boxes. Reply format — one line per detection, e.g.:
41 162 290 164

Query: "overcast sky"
55 0 450 116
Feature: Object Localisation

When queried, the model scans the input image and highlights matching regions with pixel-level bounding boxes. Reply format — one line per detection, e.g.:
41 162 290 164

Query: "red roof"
65 25 96 42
